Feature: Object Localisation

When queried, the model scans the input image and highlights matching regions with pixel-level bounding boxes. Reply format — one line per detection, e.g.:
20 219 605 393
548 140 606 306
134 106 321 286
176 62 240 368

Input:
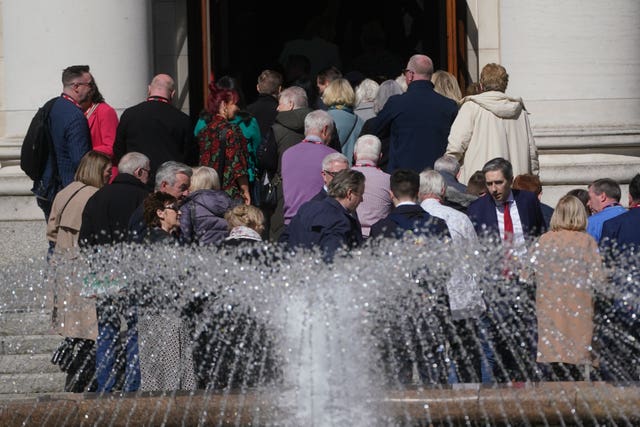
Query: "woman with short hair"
525 194 605 380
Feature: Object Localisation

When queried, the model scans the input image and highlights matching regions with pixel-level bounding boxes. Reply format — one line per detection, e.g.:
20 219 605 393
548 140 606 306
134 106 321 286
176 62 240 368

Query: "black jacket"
246 94 279 139
79 173 149 246
113 99 197 175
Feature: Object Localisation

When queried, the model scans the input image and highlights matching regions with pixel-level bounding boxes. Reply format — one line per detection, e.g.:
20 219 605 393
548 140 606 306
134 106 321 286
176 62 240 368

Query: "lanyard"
301 138 322 145
354 163 380 169
147 96 170 104
61 93 82 109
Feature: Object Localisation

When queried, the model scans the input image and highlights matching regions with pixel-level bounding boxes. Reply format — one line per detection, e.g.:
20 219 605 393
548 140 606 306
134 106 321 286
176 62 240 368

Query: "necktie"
502 201 514 278
503 201 513 242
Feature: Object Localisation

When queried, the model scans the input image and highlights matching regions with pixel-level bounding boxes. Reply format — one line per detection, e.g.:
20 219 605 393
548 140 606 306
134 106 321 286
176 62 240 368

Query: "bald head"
407 55 434 80
148 74 175 99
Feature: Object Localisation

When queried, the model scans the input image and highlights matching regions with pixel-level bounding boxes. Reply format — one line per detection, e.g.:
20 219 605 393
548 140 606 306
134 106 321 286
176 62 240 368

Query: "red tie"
502 201 514 278
503 201 513 242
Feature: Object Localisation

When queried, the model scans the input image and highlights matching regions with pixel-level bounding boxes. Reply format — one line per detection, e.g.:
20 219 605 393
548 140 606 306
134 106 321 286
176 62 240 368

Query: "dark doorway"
187 0 464 117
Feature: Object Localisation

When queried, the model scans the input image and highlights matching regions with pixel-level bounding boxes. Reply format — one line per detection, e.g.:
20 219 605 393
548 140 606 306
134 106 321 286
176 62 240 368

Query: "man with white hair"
352 135 393 237
281 110 338 226
433 155 478 213
310 152 349 202
419 169 486 383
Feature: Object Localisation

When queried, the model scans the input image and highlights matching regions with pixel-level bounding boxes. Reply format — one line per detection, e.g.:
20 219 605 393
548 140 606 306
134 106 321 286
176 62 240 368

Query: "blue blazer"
371 80 458 173
601 207 640 249
467 189 545 240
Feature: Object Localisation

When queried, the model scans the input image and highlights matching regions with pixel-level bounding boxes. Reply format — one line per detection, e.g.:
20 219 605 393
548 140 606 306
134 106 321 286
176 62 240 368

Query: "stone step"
0 334 62 355
0 311 55 336
0 354 59 374
0 372 65 394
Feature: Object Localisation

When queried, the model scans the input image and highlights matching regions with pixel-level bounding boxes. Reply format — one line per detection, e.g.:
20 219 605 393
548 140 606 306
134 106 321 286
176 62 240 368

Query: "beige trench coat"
47 181 99 340
528 230 605 366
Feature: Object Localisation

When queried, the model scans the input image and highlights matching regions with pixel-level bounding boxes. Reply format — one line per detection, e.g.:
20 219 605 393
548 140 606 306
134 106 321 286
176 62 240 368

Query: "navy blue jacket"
466 190 545 240
34 96 91 201
370 203 450 239
601 207 640 250
371 80 457 173
285 197 363 258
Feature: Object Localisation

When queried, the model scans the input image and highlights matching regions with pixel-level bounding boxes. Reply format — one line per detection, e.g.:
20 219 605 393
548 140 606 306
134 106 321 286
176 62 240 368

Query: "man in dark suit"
599 173 640 374
114 74 196 180
466 157 544 383
284 169 364 260
370 169 449 239
601 173 640 251
467 157 545 244
370 169 451 384
371 54 458 173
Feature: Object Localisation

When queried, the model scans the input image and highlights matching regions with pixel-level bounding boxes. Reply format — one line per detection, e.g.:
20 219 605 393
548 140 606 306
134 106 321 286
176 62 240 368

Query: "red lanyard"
354 163 380 169
147 96 170 104
61 93 82 109
301 138 322 145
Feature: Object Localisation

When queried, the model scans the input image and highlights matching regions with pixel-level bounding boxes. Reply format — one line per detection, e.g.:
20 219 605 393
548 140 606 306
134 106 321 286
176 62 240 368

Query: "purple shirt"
282 139 337 223
352 161 393 237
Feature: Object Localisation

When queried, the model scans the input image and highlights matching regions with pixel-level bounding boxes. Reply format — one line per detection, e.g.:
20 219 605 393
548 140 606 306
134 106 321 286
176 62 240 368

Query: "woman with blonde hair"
179 166 234 245
432 70 462 103
223 204 265 244
322 78 364 165
525 194 605 380
47 149 111 392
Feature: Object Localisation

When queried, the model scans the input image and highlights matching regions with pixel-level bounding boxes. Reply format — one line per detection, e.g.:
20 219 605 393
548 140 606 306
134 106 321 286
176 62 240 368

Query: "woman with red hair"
197 84 251 204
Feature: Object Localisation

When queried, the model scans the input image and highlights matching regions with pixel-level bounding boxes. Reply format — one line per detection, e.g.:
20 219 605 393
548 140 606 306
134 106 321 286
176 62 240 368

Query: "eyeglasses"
402 69 415 78
323 170 339 177
164 204 180 212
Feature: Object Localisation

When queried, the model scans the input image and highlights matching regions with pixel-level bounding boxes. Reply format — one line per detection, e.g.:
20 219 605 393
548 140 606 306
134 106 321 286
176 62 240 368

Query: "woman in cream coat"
445 63 538 186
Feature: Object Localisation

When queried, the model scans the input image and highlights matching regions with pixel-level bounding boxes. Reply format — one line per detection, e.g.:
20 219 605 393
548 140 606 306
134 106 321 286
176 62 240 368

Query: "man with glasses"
33 65 92 220
310 152 349 202
370 54 458 174
285 169 365 260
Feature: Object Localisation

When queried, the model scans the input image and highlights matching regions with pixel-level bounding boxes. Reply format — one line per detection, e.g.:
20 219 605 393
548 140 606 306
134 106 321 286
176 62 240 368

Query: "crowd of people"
36 57 638 393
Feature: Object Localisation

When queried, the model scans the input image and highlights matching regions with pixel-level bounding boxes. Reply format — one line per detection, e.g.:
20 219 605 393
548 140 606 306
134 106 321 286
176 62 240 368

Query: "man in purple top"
352 134 393 237
281 109 338 224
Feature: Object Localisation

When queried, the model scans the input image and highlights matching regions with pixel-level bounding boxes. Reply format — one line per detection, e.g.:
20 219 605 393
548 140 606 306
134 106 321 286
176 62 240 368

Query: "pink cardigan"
86 101 119 179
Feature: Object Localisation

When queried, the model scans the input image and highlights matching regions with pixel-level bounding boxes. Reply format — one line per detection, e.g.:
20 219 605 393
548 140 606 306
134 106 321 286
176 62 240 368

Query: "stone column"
0 0 151 220
500 0 640 203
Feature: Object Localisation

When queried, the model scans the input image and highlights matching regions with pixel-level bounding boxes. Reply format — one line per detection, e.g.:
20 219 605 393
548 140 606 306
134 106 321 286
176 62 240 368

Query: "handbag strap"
58 184 88 220
342 115 359 148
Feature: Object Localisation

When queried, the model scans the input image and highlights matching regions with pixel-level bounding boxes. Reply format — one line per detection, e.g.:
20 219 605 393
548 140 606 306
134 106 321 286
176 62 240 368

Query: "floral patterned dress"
197 114 249 201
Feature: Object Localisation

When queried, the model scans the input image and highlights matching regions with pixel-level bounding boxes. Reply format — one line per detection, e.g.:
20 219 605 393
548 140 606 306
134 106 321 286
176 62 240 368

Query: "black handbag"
51 337 77 372
254 173 279 209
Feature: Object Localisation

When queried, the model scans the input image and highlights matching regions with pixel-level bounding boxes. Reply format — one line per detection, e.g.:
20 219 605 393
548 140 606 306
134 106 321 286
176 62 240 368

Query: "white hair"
355 78 380 106
419 169 447 197
322 152 348 170
353 134 381 162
